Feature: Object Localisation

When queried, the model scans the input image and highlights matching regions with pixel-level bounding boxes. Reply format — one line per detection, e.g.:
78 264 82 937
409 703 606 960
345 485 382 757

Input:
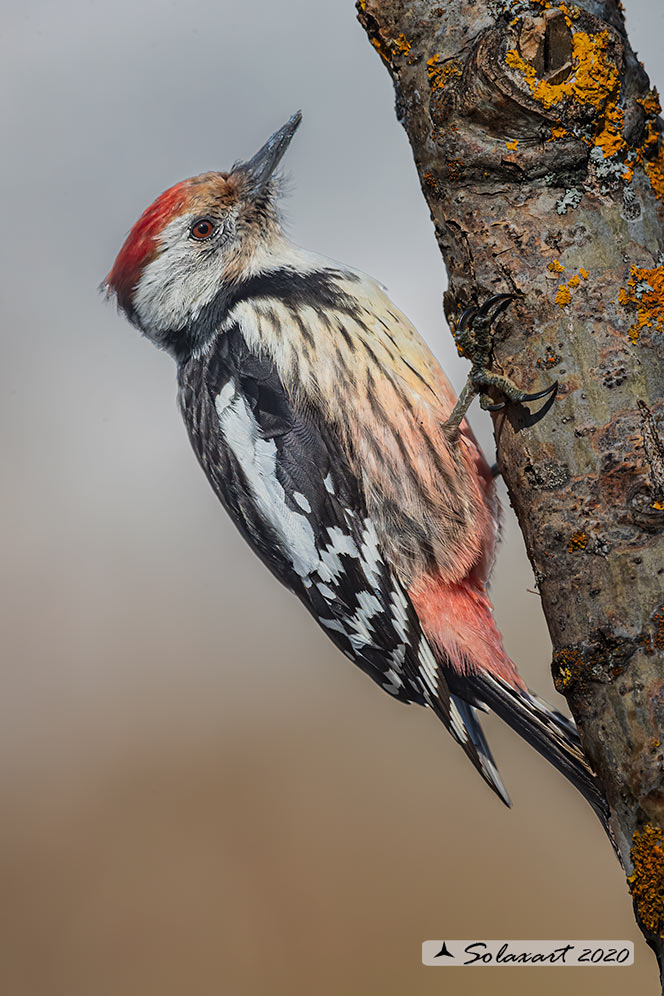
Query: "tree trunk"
357 0 664 982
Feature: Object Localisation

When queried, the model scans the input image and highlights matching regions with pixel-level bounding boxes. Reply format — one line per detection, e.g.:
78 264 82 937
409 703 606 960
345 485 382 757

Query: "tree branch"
357 0 664 983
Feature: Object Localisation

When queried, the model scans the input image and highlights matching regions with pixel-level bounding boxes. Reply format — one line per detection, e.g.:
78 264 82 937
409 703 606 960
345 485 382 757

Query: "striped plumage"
104 113 609 828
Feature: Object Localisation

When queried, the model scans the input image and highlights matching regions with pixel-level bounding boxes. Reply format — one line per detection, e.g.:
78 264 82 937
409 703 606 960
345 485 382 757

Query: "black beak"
240 111 302 194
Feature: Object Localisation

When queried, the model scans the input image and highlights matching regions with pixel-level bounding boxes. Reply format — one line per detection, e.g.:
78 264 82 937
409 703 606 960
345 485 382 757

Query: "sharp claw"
519 380 559 404
477 293 518 321
486 297 516 325
485 400 507 412
457 306 478 334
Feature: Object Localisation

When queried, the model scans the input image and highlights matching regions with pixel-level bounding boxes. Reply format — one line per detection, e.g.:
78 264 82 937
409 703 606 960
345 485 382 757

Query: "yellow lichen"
596 101 627 158
370 30 414 66
627 825 664 938
548 260 565 273
557 666 573 690
370 36 392 65
653 500 664 511
552 647 585 693
626 95 664 200
505 139 519 151
644 149 664 202
618 265 664 343
556 285 572 307
568 531 588 552
504 16 664 195
555 269 590 306
505 31 619 113
637 87 662 119
506 29 627 161
426 54 462 92
392 33 413 60
559 0 580 22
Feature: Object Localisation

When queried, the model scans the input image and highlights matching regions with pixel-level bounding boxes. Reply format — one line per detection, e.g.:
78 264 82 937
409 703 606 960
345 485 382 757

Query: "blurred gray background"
2 1 662 993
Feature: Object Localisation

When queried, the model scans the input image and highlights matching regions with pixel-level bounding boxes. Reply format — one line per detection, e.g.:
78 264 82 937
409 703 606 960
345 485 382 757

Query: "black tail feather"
447 669 618 855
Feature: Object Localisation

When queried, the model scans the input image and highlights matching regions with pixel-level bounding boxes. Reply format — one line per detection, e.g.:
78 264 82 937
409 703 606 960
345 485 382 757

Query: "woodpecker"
104 112 608 827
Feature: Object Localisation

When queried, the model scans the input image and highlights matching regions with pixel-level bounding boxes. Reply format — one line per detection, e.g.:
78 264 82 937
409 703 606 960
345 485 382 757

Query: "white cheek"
133 215 226 333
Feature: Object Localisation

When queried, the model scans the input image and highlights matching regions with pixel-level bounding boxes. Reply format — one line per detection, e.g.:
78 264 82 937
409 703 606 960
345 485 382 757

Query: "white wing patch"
293 492 312 513
215 381 319 578
215 375 454 741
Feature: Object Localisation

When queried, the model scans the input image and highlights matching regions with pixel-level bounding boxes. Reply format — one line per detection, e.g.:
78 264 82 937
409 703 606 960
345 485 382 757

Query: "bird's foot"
445 294 558 432
472 369 558 413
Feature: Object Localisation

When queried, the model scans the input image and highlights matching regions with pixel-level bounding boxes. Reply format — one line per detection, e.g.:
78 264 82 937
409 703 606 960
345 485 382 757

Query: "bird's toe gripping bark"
445 294 558 431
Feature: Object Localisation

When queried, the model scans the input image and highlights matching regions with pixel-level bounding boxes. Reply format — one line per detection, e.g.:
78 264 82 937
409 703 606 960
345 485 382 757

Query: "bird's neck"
240 233 347 283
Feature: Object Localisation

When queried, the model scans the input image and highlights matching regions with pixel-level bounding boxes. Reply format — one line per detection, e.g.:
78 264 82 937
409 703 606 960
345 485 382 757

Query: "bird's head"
103 112 302 354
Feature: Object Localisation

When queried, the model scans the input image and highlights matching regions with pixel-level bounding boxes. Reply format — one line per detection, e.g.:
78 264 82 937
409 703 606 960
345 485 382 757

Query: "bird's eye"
190 218 215 240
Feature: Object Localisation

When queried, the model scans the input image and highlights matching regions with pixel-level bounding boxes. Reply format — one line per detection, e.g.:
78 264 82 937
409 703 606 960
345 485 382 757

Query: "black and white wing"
177 324 509 803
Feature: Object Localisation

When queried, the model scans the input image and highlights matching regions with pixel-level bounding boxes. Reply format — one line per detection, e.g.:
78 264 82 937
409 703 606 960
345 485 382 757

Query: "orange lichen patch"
368 28 415 67
505 31 619 113
506 29 626 160
644 147 664 202
618 265 664 343
641 607 664 654
637 87 662 119
555 284 572 307
559 0 580 22
549 124 568 141
426 54 462 92
552 647 585 692
627 824 664 939
447 159 465 183
568 530 588 552
653 606 664 651
392 33 413 60
555 268 590 306
422 170 438 192
369 35 392 65
505 139 519 151
548 259 565 273
653 500 664 511
622 97 664 199
536 345 560 369
557 666 573 690
595 101 627 159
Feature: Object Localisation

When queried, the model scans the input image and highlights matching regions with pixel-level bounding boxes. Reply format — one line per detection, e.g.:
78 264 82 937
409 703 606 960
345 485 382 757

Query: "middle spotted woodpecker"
104 112 609 830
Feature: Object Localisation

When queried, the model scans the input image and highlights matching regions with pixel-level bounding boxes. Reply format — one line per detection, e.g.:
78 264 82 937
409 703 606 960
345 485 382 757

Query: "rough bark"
357 0 664 982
